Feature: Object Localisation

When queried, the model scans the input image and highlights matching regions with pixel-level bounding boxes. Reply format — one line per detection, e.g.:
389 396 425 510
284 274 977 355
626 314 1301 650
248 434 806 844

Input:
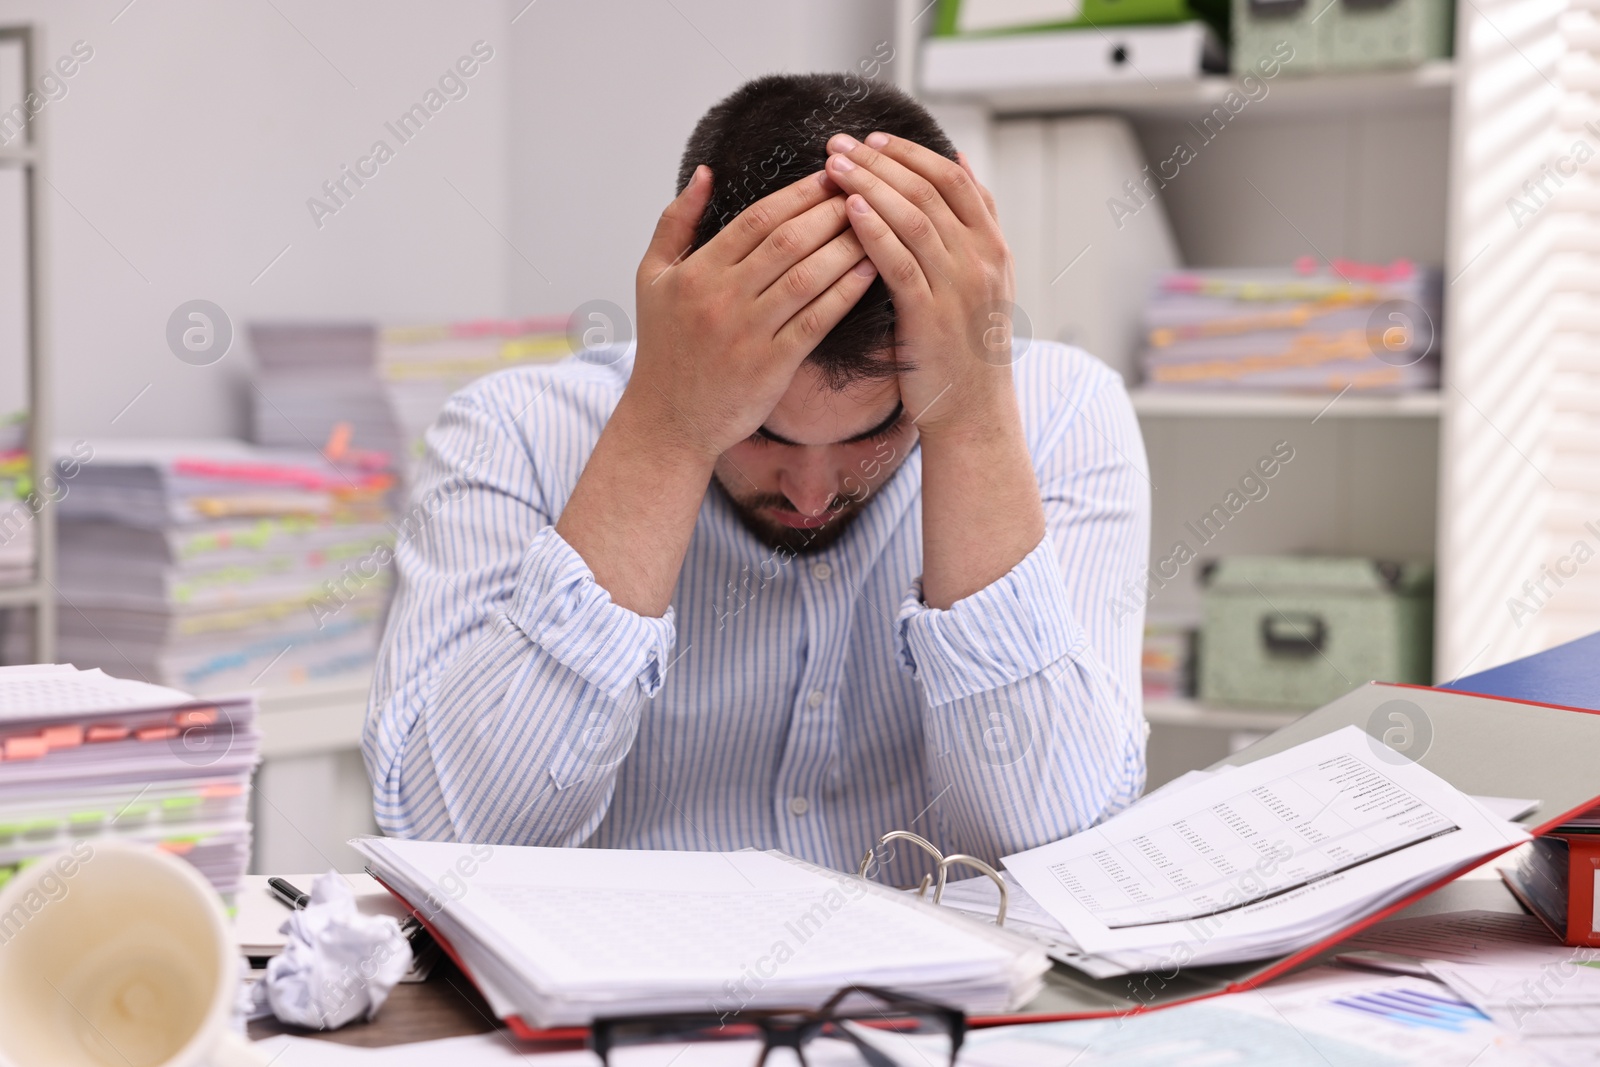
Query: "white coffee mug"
0 840 267 1067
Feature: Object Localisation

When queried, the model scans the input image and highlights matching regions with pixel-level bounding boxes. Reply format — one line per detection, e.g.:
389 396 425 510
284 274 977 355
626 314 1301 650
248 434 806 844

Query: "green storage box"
1199 556 1433 710
1232 0 1451 75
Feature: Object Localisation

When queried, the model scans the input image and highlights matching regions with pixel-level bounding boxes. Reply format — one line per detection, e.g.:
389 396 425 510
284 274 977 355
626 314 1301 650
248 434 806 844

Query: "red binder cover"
371 681 1600 1039
1500 830 1600 948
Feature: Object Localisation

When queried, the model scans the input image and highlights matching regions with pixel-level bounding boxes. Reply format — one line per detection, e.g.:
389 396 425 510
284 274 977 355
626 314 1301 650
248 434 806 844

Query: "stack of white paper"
1138 265 1442 393
0 663 259 898
251 318 573 487
41 440 393 694
1002 726 1532 975
352 837 1050 1028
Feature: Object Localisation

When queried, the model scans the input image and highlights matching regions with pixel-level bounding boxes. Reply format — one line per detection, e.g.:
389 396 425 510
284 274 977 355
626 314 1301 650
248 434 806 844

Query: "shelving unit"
921 37 1453 116
1142 697 1304 731
255 673 373 759
0 25 53 663
895 2 1455 789
1129 389 1443 419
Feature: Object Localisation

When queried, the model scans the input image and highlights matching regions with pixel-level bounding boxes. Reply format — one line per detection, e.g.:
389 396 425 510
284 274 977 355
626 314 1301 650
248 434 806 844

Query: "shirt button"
810 562 832 581
789 797 810 816
807 690 826 709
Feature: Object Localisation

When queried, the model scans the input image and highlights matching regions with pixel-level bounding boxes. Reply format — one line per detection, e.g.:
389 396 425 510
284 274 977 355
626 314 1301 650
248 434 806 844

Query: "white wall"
0 0 512 442
2 0 903 441
505 0 896 319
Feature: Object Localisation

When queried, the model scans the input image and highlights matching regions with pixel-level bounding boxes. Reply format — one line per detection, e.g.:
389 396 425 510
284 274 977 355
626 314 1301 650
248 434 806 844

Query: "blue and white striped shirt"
363 340 1151 881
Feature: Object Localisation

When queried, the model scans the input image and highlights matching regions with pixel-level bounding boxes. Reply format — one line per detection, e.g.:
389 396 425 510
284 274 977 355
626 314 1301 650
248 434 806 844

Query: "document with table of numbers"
1002 726 1532 975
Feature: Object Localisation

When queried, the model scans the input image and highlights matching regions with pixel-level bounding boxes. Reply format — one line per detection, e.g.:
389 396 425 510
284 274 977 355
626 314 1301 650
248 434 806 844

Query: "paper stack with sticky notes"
251 318 573 487
353 837 1051 1030
1138 261 1442 392
0 412 31 586
0 663 259 899
43 440 394 694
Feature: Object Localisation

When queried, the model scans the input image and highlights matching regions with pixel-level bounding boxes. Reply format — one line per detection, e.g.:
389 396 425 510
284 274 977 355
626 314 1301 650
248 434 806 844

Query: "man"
364 74 1150 881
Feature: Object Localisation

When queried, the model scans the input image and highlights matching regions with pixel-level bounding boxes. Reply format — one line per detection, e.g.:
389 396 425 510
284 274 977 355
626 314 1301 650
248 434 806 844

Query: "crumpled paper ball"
251 871 412 1030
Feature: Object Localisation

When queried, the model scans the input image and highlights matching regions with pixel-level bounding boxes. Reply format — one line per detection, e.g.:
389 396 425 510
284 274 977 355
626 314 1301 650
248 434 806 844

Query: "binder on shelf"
920 22 1221 95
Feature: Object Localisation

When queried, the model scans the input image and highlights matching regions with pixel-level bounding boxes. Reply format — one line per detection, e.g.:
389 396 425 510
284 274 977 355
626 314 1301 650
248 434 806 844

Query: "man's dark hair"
676 73 957 391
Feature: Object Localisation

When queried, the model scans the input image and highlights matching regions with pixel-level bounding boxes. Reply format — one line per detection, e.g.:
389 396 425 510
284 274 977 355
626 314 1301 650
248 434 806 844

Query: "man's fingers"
859 133 994 233
958 151 999 222
754 225 866 328
827 133 962 245
842 192 930 304
641 164 712 279
741 195 851 297
702 169 839 267
826 149 947 271
774 255 881 357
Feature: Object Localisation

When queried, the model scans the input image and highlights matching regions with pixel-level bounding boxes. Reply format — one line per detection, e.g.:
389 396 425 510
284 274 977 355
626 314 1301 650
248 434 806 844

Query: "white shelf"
254 672 372 758
1128 389 1443 419
920 36 1454 118
1144 696 1305 731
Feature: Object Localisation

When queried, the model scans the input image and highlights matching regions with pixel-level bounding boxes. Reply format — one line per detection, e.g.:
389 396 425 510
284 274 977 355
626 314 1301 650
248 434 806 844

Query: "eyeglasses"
590 985 965 1067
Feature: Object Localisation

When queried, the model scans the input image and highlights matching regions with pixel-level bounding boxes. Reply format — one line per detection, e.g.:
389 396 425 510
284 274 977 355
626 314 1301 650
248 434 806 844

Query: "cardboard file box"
1233 0 1451 75
1199 556 1433 709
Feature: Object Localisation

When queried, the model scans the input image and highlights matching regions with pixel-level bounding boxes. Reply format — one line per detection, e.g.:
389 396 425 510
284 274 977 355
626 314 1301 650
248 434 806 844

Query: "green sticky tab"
70 811 106 825
161 796 201 811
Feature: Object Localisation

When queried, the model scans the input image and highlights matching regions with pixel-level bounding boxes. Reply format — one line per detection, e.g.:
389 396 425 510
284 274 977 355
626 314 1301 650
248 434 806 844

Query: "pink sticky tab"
135 725 179 742
176 708 217 727
4 736 49 760
86 724 130 742
41 725 85 749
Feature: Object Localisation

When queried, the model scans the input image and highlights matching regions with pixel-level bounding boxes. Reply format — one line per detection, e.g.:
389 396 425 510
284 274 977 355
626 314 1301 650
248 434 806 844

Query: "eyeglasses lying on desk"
590 985 966 1066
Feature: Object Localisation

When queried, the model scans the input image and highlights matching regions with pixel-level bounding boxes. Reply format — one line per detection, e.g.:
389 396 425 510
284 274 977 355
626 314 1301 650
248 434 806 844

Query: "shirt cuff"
896 534 1086 706
508 526 678 700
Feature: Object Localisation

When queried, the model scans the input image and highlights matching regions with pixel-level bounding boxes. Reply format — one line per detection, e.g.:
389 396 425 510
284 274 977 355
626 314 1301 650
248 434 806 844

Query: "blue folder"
1443 631 1600 712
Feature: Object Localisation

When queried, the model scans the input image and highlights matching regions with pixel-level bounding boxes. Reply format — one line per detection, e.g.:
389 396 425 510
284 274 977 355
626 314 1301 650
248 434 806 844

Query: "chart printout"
1047 750 1461 929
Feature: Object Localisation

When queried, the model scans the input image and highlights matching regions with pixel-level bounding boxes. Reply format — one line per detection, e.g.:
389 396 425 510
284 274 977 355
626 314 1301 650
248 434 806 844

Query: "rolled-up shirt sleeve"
894 363 1151 860
362 374 675 845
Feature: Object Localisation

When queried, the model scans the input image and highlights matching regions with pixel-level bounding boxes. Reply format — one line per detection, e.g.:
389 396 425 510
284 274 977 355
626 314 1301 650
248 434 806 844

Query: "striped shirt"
363 339 1151 881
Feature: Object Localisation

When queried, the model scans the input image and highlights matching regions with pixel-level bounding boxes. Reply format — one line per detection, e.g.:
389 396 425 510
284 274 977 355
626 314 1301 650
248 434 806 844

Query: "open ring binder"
857 829 1010 927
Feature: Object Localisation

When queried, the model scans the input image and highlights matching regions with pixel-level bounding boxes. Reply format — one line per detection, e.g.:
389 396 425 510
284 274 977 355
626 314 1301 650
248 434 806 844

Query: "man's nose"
777 454 839 518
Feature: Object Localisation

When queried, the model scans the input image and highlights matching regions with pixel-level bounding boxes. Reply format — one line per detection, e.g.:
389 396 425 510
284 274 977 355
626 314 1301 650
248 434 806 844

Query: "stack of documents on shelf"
0 411 31 585
353 837 1050 1029
251 318 572 485
0 663 259 899
1138 260 1442 392
46 440 392 694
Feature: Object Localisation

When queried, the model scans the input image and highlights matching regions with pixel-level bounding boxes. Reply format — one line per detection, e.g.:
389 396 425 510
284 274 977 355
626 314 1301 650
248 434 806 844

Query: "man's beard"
713 478 867 556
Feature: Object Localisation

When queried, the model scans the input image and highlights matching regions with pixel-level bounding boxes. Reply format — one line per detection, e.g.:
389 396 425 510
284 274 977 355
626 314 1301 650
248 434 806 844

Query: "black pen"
268 876 310 909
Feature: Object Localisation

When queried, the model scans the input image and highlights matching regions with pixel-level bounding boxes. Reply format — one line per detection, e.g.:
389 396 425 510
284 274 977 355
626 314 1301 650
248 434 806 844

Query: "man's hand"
626 164 880 458
555 166 877 617
823 133 1016 439
824 132 1045 609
